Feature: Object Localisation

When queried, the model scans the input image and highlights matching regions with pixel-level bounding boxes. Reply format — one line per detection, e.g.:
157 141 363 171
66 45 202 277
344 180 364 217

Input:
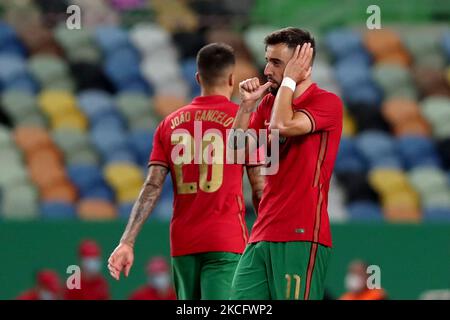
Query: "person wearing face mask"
129 256 176 300
339 260 387 300
64 239 110 300
17 269 61 300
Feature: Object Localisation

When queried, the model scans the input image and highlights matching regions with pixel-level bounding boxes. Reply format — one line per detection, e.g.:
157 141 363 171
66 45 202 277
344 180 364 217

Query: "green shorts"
172 252 241 300
230 241 331 300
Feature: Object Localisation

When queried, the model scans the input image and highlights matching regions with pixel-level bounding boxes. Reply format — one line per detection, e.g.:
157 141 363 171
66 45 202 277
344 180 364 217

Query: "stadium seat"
117 185 142 203
383 206 421 223
129 23 171 56
356 131 401 169
66 146 100 166
118 202 134 219
14 127 54 154
79 183 115 202
40 202 77 219
381 98 421 126
1 90 36 121
347 200 383 221
41 180 78 203
0 161 28 189
77 89 115 120
38 90 77 118
52 129 91 156
363 29 411 66
0 125 12 147
1 182 39 220
334 137 367 174
77 199 117 220
128 129 154 166
28 54 73 90
394 118 431 137
368 168 413 195
67 164 104 191
244 25 277 68
104 163 144 190
408 166 449 196
325 29 364 61
51 110 88 131
94 26 130 54
413 66 450 97
372 63 417 100
423 207 450 222
336 172 379 204
397 135 441 169
153 94 187 118
0 22 26 57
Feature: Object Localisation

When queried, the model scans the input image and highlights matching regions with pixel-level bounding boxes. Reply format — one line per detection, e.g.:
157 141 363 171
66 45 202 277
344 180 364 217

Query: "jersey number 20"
171 132 224 194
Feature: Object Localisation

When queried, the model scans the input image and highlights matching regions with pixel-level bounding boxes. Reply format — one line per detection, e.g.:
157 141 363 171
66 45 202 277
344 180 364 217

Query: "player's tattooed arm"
246 165 265 215
120 165 169 247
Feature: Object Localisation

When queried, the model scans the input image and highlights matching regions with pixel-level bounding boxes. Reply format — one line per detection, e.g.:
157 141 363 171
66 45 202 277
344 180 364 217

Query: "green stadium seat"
66 146 100 166
1 181 39 220
1 90 37 121
0 125 12 147
372 63 417 99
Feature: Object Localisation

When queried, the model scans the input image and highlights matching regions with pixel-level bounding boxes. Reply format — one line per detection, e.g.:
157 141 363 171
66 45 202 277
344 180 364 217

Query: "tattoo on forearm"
246 165 265 215
120 165 169 246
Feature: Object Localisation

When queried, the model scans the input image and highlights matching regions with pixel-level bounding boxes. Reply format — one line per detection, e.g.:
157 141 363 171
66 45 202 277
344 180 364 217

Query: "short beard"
268 85 278 96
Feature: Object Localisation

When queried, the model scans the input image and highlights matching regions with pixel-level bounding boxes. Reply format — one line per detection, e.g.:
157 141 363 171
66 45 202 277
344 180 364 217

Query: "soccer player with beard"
107 43 264 300
230 28 343 300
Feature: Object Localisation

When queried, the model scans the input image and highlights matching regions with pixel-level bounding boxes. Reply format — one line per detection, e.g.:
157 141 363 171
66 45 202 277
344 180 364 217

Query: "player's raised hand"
107 242 134 280
284 43 313 83
239 77 272 104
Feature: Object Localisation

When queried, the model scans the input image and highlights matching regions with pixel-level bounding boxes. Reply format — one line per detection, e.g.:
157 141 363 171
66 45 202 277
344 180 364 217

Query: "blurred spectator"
339 260 387 300
129 256 176 300
17 269 61 300
64 239 110 300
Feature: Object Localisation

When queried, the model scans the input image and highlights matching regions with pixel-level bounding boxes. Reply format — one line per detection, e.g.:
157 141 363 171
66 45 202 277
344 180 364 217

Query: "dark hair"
264 27 316 62
196 43 235 87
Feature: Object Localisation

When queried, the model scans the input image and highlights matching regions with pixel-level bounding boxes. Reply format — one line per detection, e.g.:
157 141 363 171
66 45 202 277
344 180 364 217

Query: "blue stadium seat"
0 22 26 57
118 202 134 219
40 202 77 219
335 137 367 173
181 58 201 98
104 147 138 164
118 76 152 95
94 26 130 54
77 89 115 119
397 136 442 169
423 207 450 222
0 54 27 85
442 30 450 61
67 164 104 192
356 131 400 169
325 29 364 61
128 129 154 166
91 125 128 156
90 109 126 129
104 47 141 88
79 182 115 202
342 81 383 108
347 200 383 221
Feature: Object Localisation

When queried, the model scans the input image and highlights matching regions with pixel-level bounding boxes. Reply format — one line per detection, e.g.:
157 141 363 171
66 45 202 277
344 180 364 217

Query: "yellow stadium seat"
51 110 88 131
368 168 412 194
104 163 144 190
342 108 356 136
117 184 142 203
38 90 77 117
381 189 420 209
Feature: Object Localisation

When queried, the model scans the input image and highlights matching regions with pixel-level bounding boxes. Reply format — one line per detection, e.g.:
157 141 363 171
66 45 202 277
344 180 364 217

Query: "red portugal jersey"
149 95 248 257
249 83 343 247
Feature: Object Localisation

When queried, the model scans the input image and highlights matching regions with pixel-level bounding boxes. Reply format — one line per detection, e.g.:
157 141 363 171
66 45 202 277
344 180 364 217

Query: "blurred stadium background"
0 0 449 300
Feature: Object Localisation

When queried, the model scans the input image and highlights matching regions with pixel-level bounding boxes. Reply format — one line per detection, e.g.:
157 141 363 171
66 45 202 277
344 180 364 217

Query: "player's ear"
229 73 235 88
195 72 201 85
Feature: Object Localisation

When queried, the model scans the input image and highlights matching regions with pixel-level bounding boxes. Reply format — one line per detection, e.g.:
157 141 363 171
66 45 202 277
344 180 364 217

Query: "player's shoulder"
313 85 343 106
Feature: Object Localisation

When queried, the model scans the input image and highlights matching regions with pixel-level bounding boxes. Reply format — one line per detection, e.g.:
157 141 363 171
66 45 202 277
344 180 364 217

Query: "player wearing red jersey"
230 28 343 300
108 43 264 300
